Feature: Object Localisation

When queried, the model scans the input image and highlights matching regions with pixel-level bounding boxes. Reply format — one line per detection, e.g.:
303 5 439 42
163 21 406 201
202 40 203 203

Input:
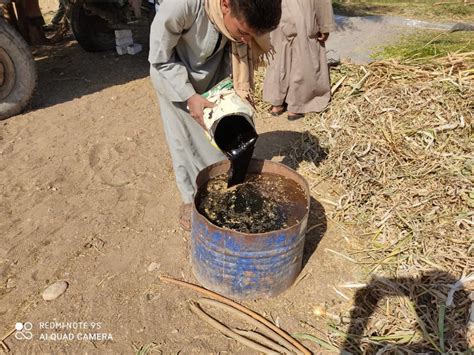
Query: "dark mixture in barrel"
196 173 307 233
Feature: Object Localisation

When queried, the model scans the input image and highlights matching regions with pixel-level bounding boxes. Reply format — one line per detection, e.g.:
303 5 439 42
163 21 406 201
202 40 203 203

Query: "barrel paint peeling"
191 159 310 299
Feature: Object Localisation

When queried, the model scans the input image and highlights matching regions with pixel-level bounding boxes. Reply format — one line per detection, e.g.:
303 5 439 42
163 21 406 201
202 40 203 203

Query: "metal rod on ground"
198 298 301 354
160 275 311 355
233 329 293 354
1 328 15 352
189 301 279 355
0 341 9 353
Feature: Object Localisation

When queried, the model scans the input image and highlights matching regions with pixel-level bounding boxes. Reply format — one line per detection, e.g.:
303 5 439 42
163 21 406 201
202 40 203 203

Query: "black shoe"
288 113 304 121
269 104 287 117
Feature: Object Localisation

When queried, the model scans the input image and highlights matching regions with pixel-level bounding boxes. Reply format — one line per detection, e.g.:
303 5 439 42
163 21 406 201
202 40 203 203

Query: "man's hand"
317 32 330 44
187 94 215 129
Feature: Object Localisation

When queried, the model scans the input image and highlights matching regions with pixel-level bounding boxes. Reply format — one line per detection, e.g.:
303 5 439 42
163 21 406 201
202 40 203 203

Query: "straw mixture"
255 52 473 352
196 173 307 233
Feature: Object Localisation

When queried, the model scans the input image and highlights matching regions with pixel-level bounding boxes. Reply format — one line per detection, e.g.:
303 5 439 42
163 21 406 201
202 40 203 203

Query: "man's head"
221 0 282 43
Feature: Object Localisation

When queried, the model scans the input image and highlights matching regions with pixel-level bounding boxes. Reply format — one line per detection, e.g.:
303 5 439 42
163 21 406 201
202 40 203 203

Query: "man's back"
149 0 230 100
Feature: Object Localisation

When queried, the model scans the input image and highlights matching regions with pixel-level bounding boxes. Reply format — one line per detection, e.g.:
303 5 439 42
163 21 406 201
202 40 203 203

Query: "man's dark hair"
229 0 282 34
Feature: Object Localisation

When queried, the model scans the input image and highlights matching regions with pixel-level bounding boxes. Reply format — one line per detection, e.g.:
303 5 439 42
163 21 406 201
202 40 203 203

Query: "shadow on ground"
302 196 327 268
255 130 328 268
255 130 328 171
342 272 471 353
333 3 390 18
28 27 150 112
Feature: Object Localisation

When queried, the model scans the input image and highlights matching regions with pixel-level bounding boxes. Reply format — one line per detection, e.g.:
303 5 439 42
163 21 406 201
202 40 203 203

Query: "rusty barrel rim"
193 159 310 237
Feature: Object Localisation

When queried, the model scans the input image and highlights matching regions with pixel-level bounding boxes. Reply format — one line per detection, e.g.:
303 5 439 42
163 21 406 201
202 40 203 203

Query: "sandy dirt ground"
0 23 358 353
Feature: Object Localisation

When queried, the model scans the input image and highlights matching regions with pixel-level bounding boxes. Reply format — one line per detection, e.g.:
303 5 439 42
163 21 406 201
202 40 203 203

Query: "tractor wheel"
0 19 36 120
70 1 115 52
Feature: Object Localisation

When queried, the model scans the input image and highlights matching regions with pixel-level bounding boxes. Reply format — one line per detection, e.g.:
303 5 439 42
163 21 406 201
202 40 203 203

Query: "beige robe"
263 0 336 113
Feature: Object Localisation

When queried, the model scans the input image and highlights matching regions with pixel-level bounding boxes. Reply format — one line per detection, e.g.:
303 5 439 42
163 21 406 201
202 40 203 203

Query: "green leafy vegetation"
373 30 474 60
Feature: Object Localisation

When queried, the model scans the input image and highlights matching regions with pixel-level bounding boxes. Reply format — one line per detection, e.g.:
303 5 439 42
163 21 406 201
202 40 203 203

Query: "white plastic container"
127 43 142 55
114 29 132 39
116 45 128 55
202 83 256 154
115 36 133 47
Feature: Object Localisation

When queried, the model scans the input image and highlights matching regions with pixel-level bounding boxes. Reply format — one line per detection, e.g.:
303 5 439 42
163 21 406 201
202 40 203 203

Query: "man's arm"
315 0 336 35
148 0 197 102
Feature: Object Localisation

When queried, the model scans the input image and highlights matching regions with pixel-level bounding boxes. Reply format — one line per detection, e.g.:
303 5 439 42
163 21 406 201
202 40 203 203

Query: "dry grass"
255 52 473 352
308 54 473 275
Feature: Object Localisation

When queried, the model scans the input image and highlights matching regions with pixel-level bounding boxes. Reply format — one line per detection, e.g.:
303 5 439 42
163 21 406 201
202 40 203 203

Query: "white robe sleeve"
148 0 197 102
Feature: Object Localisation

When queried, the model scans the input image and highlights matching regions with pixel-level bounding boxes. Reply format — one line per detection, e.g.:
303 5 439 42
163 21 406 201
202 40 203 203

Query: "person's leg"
51 1 65 25
157 94 225 229
263 23 289 117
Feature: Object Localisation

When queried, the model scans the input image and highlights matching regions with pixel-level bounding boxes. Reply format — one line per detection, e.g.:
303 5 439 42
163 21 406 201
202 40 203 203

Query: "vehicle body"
0 0 154 119
0 0 37 119
70 0 154 52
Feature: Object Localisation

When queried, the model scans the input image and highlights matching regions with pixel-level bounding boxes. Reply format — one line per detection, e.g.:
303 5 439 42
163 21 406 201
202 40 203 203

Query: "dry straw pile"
310 53 472 275
256 52 473 352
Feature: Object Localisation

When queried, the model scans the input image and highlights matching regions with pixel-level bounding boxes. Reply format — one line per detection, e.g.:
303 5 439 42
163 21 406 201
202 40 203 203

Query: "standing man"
263 0 336 120
149 0 282 230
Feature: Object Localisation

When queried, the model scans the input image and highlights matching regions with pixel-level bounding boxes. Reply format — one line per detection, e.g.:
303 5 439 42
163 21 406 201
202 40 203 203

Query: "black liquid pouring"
213 115 258 187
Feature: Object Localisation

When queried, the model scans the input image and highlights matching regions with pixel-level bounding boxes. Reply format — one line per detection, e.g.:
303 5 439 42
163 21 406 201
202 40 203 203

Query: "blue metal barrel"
191 159 310 299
